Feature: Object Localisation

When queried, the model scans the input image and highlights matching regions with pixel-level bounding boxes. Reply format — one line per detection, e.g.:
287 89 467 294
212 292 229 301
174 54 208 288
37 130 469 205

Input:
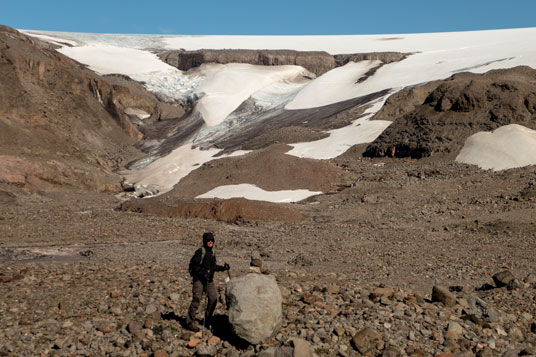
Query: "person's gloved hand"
223 263 230 271
203 270 210 281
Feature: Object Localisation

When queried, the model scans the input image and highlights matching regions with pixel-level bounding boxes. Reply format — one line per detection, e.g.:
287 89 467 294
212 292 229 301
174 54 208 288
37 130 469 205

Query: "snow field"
196 184 322 203
287 98 391 159
193 63 311 126
456 124 536 171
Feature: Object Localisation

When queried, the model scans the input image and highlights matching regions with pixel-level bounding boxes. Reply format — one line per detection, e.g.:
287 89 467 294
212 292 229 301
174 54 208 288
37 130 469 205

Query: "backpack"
188 247 206 277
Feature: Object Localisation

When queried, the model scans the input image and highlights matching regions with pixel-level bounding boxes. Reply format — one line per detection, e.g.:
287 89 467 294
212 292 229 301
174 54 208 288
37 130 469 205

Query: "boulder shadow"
210 314 250 350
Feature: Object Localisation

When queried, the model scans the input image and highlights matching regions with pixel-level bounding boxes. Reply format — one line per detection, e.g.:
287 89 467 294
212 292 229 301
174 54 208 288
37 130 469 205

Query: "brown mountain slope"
0 25 182 193
364 66 536 159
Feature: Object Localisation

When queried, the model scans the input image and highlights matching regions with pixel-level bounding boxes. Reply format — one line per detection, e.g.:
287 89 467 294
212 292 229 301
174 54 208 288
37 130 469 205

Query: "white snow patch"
193 63 309 126
286 61 380 110
58 45 176 76
287 98 391 159
125 108 150 120
456 124 536 171
120 145 250 196
196 183 322 203
284 29 536 110
121 145 220 195
56 44 202 103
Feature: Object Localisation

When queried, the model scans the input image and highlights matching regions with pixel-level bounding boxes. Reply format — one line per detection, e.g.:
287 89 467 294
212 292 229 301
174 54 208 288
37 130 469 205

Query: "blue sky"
2 0 535 35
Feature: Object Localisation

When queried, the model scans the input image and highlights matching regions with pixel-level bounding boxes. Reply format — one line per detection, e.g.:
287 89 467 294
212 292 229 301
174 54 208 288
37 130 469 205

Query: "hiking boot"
204 315 214 329
186 322 200 332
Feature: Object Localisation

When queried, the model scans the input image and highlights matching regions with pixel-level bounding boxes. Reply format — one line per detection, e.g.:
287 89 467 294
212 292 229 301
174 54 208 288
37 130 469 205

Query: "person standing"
186 232 230 332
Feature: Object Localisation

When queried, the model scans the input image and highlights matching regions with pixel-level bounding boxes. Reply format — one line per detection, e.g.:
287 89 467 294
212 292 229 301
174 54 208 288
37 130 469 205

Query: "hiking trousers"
187 279 217 324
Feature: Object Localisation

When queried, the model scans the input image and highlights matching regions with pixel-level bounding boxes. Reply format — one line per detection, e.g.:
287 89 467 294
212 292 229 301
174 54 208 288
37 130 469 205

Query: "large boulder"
225 273 282 344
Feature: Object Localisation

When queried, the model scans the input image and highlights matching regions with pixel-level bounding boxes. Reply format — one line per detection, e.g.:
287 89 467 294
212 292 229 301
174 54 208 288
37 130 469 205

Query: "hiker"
186 232 230 332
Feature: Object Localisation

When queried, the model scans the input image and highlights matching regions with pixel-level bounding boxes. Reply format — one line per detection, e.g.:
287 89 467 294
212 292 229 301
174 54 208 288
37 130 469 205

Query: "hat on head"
202 232 215 244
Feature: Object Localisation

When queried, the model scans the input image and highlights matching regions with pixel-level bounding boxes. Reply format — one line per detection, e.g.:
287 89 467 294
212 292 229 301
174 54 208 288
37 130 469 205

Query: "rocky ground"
1 154 536 356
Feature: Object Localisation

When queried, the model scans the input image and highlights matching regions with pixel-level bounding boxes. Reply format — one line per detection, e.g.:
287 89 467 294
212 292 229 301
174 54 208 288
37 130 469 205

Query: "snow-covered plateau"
23 28 536 202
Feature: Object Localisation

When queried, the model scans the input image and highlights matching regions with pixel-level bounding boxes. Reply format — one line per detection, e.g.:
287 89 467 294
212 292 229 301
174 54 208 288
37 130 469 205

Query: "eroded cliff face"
0 26 183 192
364 66 536 159
158 49 334 76
158 49 410 76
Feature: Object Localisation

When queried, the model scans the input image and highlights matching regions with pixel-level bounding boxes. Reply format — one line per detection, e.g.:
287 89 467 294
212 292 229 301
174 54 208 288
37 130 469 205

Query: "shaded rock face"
364 66 536 159
225 273 282 344
0 26 182 193
158 49 410 76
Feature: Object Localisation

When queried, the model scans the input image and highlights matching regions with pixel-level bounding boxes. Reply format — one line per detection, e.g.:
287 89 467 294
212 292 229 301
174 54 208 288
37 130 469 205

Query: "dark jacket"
190 246 225 283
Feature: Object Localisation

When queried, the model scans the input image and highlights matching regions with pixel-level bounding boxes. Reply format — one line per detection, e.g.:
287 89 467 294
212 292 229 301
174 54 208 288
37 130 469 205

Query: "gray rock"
463 295 500 325
432 286 457 307
492 270 515 288
351 328 381 354
447 321 464 336
507 279 523 290
195 343 217 356
257 347 277 357
524 273 536 285
127 320 144 341
290 338 312 357
508 325 524 340
226 273 282 344
383 348 402 357
145 304 157 314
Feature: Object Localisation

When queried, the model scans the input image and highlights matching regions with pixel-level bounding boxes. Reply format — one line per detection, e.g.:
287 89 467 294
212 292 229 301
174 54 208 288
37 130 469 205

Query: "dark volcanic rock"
364 66 536 159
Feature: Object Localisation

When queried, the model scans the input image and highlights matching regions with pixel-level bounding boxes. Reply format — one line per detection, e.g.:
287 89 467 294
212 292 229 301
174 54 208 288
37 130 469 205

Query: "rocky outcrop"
0 155 124 192
158 49 334 76
364 66 536 159
225 273 282 344
0 26 184 193
158 49 410 76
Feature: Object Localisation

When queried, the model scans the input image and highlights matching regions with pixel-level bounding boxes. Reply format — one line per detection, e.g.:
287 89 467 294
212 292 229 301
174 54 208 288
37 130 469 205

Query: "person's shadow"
161 311 250 349
161 311 187 328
